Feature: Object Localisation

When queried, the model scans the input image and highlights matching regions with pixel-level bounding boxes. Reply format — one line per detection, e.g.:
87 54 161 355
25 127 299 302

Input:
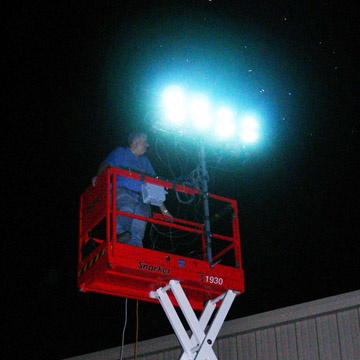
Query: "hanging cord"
155 138 177 180
119 298 128 360
134 300 139 359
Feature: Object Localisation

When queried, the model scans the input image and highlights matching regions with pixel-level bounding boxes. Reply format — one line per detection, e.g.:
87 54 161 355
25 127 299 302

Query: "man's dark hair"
128 131 147 146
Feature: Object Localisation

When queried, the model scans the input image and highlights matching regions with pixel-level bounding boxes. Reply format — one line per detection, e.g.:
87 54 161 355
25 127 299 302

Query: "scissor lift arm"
153 280 237 360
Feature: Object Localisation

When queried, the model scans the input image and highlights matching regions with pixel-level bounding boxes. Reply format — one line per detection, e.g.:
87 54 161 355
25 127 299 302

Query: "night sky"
5 1 359 359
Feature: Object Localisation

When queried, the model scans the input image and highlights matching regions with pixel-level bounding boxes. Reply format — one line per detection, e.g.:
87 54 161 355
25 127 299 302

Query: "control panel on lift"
78 167 244 310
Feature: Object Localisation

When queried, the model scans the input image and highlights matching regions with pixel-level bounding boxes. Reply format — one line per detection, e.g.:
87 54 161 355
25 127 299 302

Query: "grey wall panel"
275 323 298 360
236 332 257 360
213 339 219 356
316 313 341 360
337 308 360 360
295 318 320 360
163 348 181 360
217 336 238 359
256 328 277 360
145 352 164 360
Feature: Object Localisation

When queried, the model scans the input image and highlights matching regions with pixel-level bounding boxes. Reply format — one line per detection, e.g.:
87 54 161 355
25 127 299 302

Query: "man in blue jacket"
93 131 171 247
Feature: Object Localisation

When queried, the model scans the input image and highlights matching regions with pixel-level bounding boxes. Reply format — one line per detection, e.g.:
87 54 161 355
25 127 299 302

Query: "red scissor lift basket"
78 167 244 310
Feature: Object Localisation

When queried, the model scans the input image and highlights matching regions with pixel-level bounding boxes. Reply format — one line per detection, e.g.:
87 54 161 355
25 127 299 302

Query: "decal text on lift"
138 261 170 274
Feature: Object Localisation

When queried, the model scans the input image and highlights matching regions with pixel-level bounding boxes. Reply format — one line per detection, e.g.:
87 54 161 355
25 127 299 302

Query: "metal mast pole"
199 142 212 264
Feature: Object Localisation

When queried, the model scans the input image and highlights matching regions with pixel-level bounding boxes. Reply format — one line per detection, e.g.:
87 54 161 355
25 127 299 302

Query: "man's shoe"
116 231 132 243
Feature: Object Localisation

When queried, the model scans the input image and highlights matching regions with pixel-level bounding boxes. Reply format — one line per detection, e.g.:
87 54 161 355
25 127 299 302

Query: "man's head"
128 132 149 157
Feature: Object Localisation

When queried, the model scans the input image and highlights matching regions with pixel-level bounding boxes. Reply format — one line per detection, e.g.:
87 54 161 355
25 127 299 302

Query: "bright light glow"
162 85 187 125
189 94 212 129
159 86 261 145
215 107 236 138
240 115 260 143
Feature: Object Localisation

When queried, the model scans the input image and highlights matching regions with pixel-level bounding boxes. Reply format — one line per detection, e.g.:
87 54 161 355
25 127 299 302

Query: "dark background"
4 1 359 359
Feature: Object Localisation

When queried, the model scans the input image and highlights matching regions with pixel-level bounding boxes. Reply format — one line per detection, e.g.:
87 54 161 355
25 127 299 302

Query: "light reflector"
162 85 187 125
215 107 236 138
240 116 260 143
189 94 212 129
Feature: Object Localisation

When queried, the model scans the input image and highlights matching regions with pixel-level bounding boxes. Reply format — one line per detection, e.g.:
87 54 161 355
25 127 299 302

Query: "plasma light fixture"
160 85 260 144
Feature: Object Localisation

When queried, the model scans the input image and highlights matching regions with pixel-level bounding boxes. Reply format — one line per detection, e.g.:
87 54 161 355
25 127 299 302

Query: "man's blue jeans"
115 187 150 247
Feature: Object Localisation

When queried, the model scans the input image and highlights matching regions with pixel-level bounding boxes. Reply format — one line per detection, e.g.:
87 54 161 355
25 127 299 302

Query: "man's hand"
162 208 173 220
159 204 173 221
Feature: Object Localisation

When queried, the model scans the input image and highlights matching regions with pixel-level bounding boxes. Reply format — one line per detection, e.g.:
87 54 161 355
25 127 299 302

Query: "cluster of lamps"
160 85 260 144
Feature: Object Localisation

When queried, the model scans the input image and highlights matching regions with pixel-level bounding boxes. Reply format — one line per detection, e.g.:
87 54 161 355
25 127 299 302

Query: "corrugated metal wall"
66 290 360 360
216 309 360 360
